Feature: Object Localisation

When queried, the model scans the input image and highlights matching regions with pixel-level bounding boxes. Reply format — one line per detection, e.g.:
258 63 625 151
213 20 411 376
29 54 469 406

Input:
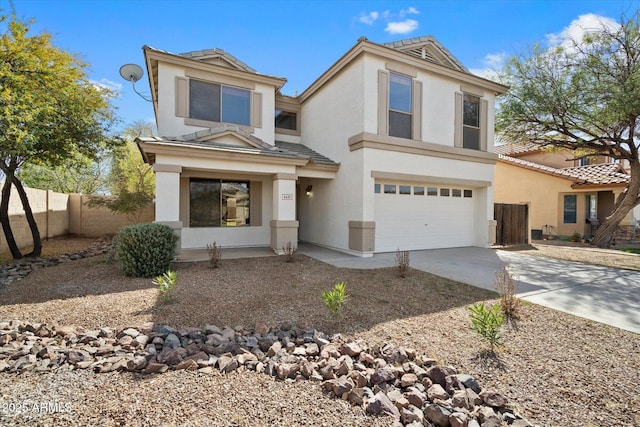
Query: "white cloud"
385 19 419 35
358 11 379 25
357 7 419 34
546 13 619 50
469 52 507 80
93 78 122 92
399 7 419 17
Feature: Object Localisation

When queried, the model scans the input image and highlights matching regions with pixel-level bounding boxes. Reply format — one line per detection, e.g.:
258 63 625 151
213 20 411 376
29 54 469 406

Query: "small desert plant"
282 241 296 263
321 282 348 319
116 223 178 277
495 265 520 319
570 232 582 242
153 270 178 304
207 241 222 268
468 302 505 352
395 248 410 278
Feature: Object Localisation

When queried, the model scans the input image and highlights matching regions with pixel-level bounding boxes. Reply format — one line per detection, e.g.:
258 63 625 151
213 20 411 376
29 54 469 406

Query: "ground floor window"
190 179 250 227
563 194 577 224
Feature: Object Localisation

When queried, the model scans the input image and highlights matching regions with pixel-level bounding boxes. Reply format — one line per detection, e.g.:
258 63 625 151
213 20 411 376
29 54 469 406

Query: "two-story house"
136 36 508 256
494 143 639 241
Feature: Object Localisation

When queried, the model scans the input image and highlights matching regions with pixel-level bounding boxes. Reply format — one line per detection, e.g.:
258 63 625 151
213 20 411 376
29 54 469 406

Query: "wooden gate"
494 203 528 246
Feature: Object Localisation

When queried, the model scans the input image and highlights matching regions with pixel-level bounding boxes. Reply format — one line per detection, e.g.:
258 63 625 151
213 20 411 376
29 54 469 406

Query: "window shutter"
454 92 463 148
378 70 389 135
251 92 262 128
175 77 189 118
412 80 422 141
480 99 488 151
249 181 262 226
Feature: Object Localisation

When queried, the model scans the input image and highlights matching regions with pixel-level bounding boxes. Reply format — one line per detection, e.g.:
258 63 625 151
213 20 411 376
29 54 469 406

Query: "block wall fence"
0 186 154 255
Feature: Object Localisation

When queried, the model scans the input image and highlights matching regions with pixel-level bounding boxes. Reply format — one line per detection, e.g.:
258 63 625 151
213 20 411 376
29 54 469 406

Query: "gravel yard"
0 237 639 426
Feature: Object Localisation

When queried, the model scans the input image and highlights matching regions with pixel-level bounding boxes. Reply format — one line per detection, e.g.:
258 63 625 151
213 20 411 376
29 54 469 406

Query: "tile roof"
179 48 256 73
275 141 338 166
498 154 630 187
493 142 545 156
137 136 306 161
137 133 339 168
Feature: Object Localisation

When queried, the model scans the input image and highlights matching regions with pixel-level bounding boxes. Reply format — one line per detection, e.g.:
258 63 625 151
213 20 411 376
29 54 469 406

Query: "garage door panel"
375 188 475 252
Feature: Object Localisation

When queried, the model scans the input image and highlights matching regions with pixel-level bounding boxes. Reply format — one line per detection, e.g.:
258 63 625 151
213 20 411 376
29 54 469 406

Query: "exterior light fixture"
305 185 313 196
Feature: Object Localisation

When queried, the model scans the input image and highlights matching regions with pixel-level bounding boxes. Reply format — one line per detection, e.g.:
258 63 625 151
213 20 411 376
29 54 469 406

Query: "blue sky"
4 0 639 132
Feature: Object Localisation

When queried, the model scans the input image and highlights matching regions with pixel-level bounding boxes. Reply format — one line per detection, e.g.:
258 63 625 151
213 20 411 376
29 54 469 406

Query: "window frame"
563 194 577 224
189 178 251 228
455 89 488 151
188 79 251 127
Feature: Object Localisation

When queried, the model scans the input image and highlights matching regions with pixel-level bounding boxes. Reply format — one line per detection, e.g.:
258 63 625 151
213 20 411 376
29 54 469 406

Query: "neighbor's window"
275 109 297 130
427 187 438 196
399 185 411 195
190 179 250 227
563 195 577 224
463 94 480 150
452 189 462 197
388 72 412 139
374 183 381 193
384 184 397 194
440 188 450 197
189 80 250 126
414 186 425 195
464 189 473 198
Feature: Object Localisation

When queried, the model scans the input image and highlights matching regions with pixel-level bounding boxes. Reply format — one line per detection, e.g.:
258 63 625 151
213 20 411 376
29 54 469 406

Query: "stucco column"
270 173 298 253
153 164 183 251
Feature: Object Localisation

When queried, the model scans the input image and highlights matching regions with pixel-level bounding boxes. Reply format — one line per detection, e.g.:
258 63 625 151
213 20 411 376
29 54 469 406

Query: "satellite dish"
119 63 144 83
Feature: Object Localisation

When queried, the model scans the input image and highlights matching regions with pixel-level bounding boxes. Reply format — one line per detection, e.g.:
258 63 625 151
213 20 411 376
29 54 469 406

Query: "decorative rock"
332 376 354 397
164 333 181 349
126 355 148 371
371 367 398 384
427 384 449 401
176 359 199 371
425 404 452 427
401 405 424 425
340 341 362 357
142 362 169 374
365 391 401 421
267 341 282 357
427 365 457 387
449 411 469 427
401 373 418 387
276 363 299 380
479 390 508 408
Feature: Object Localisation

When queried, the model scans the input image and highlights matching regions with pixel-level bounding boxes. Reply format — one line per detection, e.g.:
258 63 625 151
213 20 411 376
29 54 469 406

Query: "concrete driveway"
298 244 640 334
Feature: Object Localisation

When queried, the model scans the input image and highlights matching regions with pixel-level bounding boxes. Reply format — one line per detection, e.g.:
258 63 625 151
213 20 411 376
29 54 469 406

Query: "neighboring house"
136 36 508 256
494 143 639 241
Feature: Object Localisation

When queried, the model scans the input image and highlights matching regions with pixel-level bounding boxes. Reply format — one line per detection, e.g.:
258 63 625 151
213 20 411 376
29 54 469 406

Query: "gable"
179 48 257 73
383 36 468 73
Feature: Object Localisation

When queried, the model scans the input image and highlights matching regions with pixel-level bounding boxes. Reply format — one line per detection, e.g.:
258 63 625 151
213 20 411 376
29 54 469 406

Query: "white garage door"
374 183 476 252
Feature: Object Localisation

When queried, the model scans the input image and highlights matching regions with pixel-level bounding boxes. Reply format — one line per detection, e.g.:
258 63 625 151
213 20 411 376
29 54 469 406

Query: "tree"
0 13 118 259
18 153 109 195
88 121 155 222
496 13 640 248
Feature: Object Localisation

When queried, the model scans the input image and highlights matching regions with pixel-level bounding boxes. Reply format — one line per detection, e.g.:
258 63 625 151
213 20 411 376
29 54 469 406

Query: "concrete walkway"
297 244 640 334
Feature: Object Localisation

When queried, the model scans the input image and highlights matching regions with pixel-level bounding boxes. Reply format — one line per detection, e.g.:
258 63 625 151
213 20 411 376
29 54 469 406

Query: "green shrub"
468 302 505 352
153 270 178 304
116 223 178 277
322 282 348 319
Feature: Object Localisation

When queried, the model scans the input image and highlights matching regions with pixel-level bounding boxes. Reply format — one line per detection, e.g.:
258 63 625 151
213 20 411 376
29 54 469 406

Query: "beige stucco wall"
1 187 153 255
156 62 276 144
298 52 498 253
494 162 633 238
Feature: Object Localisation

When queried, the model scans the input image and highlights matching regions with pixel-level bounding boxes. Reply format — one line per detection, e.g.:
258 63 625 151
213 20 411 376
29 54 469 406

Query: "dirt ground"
0 236 639 426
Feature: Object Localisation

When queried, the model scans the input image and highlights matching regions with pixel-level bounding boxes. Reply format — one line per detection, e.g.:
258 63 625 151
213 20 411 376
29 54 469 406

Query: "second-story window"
388 72 413 139
189 80 250 126
275 109 297 130
463 94 480 150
